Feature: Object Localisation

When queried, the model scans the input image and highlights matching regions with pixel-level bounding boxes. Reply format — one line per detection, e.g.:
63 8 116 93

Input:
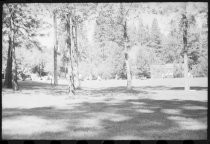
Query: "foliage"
2 4 49 75
173 63 184 78
2 3 208 83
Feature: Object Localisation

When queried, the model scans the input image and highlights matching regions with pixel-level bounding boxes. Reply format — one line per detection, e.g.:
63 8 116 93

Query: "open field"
2 78 208 140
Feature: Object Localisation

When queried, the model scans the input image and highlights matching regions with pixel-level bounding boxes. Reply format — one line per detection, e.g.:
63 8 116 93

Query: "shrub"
173 64 184 78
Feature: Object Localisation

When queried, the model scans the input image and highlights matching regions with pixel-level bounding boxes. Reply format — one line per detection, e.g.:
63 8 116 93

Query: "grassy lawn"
2 78 208 140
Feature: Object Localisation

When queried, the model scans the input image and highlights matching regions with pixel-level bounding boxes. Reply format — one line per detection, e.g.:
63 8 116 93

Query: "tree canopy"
2 2 208 86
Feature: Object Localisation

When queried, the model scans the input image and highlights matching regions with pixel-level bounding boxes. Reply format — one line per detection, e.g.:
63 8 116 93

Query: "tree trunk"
184 53 189 90
64 63 67 78
67 14 75 95
73 18 80 89
12 44 19 91
125 50 132 90
71 17 75 91
183 8 190 91
124 21 132 90
39 63 41 77
4 10 19 90
4 36 13 88
53 11 58 86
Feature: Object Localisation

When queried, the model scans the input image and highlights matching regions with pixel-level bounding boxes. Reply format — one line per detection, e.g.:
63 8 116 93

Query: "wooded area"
2 3 208 93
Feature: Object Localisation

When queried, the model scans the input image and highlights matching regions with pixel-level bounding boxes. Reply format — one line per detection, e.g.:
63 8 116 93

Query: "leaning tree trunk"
4 11 19 90
124 21 132 90
183 7 190 91
53 11 58 86
4 36 13 88
67 13 75 95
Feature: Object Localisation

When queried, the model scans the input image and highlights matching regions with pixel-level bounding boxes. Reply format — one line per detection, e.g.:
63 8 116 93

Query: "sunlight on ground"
182 105 207 110
2 93 70 109
161 109 182 115
2 116 69 136
167 116 207 130
81 78 207 89
112 135 145 140
146 90 207 102
130 102 147 105
78 118 103 129
136 109 154 113
68 130 101 139
131 102 148 110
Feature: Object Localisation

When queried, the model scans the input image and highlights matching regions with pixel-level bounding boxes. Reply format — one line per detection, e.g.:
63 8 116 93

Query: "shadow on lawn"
18 81 209 92
2 95 207 139
132 86 207 91
19 81 66 89
4 80 207 93
74 85 207 98
2 80 208 139
170 87 207 91
86 86 150 95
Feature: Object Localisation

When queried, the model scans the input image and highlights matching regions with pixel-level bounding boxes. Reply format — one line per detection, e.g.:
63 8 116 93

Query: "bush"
31 63 48 77
173 64 184 78
191 62 208 77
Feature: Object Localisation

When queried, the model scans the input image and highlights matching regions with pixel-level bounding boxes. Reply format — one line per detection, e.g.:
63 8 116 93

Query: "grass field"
2 78 208 140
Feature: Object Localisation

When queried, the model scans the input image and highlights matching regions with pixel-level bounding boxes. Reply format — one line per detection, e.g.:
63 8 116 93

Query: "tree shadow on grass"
170 87 207 91
132 86 207 91
80 86 152 96
3 80 207 96
16 80 67 91
2 95 207 139
2 80 208 139
69 98 207 139
78 85 207 98
7 80 69 95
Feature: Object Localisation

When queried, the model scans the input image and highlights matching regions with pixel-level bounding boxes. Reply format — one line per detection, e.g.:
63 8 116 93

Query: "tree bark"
39 63 41 77
73 17 80 89
125 52 132 90
4 36 13 88
4 8 19 90
64 62 67 78
71 16 75 90
120 3 132 90
184 53 189 90
125 55 132 90
67 13 75 95
183 7 190 91
124 21 132 90
53 11 58 86
12 43 19 91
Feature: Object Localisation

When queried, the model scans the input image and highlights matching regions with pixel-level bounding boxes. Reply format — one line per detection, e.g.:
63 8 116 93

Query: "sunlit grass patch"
182 105 207 110
136 109 154 113
161 109 182 115
167 116 207 130
78 118 103 129
2 116 69 136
